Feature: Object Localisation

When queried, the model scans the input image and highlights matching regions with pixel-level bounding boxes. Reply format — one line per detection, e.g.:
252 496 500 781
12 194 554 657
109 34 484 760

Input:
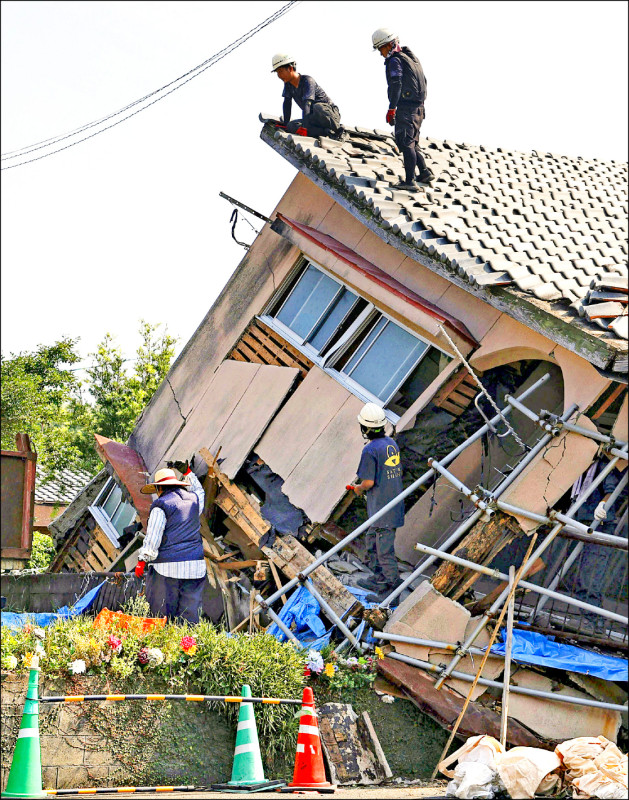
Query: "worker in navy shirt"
351 403 404 598
372 28 433 191
271 52 343 139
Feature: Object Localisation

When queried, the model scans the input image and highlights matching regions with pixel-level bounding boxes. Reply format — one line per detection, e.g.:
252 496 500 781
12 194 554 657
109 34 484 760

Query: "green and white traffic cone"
211 684 285 793
4 656 46 799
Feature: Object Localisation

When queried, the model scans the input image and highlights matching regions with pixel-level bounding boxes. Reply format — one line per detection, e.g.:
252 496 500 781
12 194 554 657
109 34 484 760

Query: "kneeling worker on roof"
372 27 433 191
271 52 343 138
350 403 405 601
136 459 206 624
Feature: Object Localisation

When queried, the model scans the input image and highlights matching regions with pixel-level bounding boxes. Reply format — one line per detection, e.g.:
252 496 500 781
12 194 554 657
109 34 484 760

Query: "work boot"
357 575 387 592
390 179 419 192
417 168 435 184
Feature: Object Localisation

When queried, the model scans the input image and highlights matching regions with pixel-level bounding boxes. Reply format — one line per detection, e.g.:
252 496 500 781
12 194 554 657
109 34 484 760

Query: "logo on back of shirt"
385 444 400 467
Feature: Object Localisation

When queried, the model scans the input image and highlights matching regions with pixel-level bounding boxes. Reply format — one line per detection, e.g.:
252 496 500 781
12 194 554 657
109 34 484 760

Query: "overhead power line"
1 0 299 170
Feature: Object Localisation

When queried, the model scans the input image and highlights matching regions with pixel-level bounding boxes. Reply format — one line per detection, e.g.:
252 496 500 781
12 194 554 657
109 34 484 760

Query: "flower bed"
1 598 304 765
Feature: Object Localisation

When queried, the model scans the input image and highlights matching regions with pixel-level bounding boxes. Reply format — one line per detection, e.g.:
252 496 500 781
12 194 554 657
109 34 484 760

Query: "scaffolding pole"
413 541 628 624
379 402 580 610
434 451 626 688
385 652 628 713
533 471 629 618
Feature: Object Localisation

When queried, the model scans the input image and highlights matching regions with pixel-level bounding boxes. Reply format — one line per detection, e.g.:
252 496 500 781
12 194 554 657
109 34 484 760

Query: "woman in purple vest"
136 460 206 623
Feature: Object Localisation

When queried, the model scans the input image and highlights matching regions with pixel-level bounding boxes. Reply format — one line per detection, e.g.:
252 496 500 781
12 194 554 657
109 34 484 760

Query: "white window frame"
259 257 451 422
88 477 137 547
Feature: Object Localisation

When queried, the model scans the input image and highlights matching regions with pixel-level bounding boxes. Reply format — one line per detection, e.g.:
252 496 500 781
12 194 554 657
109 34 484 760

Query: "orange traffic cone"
281 686 335 794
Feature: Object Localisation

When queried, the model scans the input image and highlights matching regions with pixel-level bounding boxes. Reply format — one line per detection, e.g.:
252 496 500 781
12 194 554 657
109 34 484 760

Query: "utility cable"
1 1 299 170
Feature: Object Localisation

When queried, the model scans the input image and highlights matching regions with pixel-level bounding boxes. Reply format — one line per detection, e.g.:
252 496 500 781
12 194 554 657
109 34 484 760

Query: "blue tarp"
0 581 106 630
267 586 333 649
489 628 628 682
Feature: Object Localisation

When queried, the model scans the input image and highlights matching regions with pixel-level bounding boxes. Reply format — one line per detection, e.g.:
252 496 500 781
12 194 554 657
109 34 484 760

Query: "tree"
87 321 177 445
0 337 87 475
1 322 178 476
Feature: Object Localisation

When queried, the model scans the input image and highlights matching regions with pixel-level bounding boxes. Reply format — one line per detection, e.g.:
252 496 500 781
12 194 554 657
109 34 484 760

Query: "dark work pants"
395 104 428 183
286 102 341 137
365 526 400 587
145 568 205 624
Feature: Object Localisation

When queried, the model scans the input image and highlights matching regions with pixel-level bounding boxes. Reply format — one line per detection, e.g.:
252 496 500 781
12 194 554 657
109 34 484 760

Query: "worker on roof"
350 403 405 601
135 458 206 624
372 27 433 191
271 52 344 139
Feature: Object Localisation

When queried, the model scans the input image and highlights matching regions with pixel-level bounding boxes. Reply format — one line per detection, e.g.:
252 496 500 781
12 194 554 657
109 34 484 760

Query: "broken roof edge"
260 123 626 374
47 468 109 543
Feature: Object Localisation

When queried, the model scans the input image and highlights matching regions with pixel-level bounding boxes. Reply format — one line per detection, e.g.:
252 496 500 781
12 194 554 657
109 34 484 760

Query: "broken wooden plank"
377 657 545 748
215 559 260 571
201 447 362 619
318 703 392 785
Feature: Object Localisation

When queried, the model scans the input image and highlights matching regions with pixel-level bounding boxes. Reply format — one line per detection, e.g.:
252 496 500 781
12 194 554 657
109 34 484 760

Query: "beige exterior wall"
130 172 614 529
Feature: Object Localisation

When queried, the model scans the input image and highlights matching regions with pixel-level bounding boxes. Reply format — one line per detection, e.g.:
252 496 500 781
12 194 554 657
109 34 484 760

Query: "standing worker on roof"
350 403 405 600
271 53 344 139
135 458 206 624
372 28 433 191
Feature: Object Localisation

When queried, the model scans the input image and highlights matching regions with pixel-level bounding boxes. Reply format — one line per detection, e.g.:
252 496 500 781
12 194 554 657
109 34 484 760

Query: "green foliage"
86 321 177 446
0 321 177 476
1 612 303 765
0 337 86 475
26 531 56 570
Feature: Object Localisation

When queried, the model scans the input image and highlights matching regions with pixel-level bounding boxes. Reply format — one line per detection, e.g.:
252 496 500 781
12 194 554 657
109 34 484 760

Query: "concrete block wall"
1 673 235 790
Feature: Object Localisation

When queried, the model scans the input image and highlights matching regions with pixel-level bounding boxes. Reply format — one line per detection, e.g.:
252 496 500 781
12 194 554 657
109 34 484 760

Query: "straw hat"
140 468 189 494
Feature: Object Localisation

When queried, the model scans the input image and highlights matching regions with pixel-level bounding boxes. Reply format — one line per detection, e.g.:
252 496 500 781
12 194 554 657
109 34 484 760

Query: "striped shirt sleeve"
138 507 166 562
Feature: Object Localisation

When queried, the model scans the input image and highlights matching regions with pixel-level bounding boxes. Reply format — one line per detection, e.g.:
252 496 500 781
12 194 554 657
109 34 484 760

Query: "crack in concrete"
166 377 186 424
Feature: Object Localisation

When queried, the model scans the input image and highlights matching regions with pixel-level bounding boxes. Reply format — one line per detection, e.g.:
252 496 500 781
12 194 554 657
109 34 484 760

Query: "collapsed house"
50 117 628 749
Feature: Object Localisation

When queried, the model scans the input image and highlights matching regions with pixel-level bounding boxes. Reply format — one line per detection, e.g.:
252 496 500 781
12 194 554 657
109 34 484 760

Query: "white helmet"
372 27 398 50
271 52 295 72
357 403 387 429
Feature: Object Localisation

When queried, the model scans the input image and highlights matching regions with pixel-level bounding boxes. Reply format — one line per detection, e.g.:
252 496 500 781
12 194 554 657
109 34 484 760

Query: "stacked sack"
440 735 562 799
439 733 629 799
555 736 628 799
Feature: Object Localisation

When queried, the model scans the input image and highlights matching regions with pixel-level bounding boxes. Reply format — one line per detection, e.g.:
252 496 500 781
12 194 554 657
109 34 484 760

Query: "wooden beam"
200 447 362 619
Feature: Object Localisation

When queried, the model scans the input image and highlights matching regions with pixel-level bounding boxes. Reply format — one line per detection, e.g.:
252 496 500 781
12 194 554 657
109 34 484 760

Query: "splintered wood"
199 448 362 619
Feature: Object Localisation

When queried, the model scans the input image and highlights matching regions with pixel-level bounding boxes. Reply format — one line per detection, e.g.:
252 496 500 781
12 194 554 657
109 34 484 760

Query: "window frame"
259 257 452 421
88 477 137 547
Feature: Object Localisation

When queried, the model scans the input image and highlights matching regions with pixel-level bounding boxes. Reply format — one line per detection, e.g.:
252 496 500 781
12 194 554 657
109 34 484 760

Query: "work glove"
295 126 308 136
593 501 607 521
386 108 396 125
167 459 190 475
134 560 146 578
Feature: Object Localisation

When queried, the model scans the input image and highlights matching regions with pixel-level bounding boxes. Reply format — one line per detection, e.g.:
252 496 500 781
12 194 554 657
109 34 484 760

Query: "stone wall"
1 673 235 790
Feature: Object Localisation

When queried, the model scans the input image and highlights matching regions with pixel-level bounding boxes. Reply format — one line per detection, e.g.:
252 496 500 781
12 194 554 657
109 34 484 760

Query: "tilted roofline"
260 120 628 375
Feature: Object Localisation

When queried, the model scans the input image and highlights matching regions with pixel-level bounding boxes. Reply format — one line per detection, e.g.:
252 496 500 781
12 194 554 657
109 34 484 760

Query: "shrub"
26 531 56 570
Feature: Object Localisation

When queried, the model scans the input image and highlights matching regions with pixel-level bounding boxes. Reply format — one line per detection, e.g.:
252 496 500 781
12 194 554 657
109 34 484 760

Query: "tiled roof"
260 116 628 369
35 468 93 505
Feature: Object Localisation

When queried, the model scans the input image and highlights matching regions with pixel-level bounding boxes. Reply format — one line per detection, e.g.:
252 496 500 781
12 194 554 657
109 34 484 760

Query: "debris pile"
440 733 628 799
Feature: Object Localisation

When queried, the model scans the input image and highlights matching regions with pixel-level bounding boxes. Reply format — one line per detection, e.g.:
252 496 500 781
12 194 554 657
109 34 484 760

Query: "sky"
1 0 627 376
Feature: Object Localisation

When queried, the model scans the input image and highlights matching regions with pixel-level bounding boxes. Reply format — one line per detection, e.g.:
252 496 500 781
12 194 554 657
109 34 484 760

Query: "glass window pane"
388 347 452 414
111 502 136 538
308 289 357 352
101 484 122 519
343 319 428 402
276 265 340 340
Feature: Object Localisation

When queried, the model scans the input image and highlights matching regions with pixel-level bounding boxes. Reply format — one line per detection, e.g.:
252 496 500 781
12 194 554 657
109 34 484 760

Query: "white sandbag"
495 746 561 799
445 762 505 799
438 734 504 778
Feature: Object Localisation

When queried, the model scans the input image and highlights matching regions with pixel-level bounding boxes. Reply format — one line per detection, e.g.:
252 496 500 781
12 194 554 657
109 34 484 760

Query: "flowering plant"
306 650 324 675
107 634 123 654
180 636 197 655
3 654 18 670
69 659 86 674
146 647 164 667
